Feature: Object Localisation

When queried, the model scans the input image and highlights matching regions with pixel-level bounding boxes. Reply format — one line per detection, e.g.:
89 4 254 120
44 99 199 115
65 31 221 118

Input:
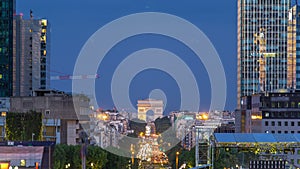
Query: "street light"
65 163 70 168
91 163 94 168
32 133 35 141
176 151 180 169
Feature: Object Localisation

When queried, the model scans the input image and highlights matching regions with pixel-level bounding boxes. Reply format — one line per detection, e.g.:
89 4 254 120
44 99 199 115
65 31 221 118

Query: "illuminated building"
13 14 50 96
237 0 290 108
137 99 163 122
287 1 300 89
0 0 15 96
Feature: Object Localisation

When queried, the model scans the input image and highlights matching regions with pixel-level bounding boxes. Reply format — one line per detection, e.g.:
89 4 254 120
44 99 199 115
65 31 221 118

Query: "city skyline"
17 0 237 113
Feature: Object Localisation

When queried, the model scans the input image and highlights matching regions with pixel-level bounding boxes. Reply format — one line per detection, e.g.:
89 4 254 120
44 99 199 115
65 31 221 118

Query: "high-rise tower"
0 0 15 96
237 0 290 108
13 14 50 96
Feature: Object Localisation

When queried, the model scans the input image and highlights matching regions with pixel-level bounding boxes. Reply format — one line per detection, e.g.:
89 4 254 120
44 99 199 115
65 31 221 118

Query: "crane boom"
50 74 99 80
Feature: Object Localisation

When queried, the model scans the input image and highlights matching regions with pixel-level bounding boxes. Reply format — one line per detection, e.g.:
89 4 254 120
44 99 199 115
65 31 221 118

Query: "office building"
0 0 15 97
287 1 300 89
13 14 50 96
237 0 290 108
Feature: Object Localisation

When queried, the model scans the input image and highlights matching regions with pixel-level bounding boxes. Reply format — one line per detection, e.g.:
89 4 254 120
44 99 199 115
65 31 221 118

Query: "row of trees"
53 145 136 169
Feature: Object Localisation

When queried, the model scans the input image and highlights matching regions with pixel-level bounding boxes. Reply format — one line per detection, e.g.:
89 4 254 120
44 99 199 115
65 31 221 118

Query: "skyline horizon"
17 1 237 112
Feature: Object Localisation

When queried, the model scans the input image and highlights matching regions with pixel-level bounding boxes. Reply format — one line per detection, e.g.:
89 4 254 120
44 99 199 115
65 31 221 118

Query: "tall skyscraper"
237 0 291 108
287 1 300 89
0 0 15 96
13 14 50 96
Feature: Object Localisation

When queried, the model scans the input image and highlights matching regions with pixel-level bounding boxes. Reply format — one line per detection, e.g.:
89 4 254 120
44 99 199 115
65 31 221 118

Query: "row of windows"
266 130 300 134
267 101 300 108
264 111 300 119
265 121 300 126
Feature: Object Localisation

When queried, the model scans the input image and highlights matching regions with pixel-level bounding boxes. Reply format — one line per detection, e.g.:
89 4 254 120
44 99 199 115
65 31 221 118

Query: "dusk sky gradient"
17 0 237 113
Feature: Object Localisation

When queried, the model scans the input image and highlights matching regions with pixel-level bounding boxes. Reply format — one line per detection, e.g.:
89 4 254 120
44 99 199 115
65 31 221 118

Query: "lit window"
20 159 26 166
0 74 2 79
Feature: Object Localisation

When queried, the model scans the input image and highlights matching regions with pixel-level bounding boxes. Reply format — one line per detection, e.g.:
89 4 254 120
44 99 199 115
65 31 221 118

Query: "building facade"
0 0 15 97
137 99 163 122
237 0 290 108
13 14 50 96
287 2 300 89
0 98 9 141
237 90 300 167
9 90 91 145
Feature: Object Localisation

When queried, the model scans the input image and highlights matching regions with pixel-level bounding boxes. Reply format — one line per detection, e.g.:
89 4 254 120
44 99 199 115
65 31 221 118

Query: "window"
298 121 300 126
292 122 295 126
284 131 288 134
278 121 282 126
278 131 282 133
271 131 275 133
265 121 269 126
272 121 275 126
265 112 269 117
285 121 288 126
291 131 295 133
291 102 295 108
285 102 289 108
272 102 275 108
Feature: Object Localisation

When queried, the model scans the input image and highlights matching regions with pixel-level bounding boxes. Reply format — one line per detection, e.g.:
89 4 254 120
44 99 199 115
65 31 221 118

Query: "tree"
129 118 147 138
53 144 67 169
154 116 172 134
87 146 107 169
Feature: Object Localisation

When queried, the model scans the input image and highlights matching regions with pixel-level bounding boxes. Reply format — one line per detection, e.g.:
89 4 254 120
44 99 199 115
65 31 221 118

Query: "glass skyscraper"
287 1 300 89
0 0 15 96
237 0 290 108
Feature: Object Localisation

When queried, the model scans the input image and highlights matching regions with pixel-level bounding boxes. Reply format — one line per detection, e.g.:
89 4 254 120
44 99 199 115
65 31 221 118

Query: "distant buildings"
0 0 15 97
91 109 130 148
137 99 163 122
171 110 233 150
13 14 50 96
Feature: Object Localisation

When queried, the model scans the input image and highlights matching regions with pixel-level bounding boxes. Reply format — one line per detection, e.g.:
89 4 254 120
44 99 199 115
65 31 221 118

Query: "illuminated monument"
137 99 163 122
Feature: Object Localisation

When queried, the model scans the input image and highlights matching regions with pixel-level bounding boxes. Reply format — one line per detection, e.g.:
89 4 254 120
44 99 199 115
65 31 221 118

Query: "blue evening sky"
17 0 237 114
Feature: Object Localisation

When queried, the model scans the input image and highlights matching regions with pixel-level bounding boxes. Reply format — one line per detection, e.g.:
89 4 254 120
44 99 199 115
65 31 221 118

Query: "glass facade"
0 0 15 96
287 4 300 89
237 0 290 108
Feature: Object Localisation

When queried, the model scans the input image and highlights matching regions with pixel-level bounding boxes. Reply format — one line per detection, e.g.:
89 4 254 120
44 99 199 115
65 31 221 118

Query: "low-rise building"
9 90 91 145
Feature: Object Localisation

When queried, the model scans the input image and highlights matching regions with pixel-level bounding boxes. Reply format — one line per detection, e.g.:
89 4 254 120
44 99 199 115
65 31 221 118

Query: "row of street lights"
64 162 94 168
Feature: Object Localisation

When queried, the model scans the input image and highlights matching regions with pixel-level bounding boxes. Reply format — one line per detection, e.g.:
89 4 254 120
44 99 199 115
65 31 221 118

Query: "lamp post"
32 133 35 141
176 151 180 169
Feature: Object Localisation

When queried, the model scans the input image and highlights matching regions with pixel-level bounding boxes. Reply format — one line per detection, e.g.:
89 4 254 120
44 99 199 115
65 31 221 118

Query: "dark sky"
17 0 237 113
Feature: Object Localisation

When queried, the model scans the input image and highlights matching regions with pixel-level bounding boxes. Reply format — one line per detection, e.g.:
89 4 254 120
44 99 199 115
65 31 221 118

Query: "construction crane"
50 74 99 80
